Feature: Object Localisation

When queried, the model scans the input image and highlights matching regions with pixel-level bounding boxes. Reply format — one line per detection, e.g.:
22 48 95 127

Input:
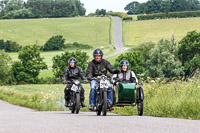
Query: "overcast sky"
81 0 148 14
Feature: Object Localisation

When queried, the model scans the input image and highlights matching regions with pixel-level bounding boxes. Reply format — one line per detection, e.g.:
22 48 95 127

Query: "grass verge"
0 78 199 119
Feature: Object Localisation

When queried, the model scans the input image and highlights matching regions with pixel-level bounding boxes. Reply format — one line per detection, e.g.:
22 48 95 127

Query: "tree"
4 0 23 13
0 50 12 85
146 39 184 78
95 9 106 16
124 1 139 15
52 50 89 78
0 39 22 52
12 45 47 84
114 50 145 76
134 42 156 62
124 0 200 15
75 0 86 16
177 31 200 80
43 35 65 51
4 40 22 52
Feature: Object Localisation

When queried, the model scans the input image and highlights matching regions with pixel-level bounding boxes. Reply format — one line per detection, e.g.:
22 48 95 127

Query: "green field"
0 17 111 47
124 17 200 46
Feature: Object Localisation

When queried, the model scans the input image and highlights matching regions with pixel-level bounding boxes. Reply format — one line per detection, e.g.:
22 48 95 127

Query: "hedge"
137 10 200 20
106 12 132 21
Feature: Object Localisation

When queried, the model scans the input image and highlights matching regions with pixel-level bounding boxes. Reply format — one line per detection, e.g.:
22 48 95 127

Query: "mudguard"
138 86 144 101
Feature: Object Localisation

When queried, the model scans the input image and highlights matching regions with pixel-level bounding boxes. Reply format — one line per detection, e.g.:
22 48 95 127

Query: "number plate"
71 84 79 92
100 80 108 88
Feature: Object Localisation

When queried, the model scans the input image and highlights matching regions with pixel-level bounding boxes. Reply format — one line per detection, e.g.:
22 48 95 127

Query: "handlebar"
62 80 89 84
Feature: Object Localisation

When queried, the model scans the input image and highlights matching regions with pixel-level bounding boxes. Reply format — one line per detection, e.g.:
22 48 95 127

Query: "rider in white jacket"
112 60 138 86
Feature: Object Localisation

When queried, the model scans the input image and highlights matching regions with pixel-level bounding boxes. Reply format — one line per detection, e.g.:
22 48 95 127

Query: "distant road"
104 16 128 58
1 100 200 133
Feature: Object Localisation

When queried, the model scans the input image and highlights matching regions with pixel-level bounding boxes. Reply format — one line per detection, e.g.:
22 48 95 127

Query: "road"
1 100 200 133
104 16 128 58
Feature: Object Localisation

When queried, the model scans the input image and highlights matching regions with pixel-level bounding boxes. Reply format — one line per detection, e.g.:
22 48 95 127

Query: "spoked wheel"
75 93 80 114
137 101 143 116
71 94 75 113
96 94 101 116
136 86 144 116
102 91 108 116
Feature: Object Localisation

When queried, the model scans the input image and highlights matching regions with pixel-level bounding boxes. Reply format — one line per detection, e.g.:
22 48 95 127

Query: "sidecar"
112 82 144 116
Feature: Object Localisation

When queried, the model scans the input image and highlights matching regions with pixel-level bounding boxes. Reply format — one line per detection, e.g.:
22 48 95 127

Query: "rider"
112 60 138 86
62 57 87 107
86 48 120 111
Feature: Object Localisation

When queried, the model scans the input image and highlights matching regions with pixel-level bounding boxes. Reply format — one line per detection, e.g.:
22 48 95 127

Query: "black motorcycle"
64 79 82 114
92 75 111 116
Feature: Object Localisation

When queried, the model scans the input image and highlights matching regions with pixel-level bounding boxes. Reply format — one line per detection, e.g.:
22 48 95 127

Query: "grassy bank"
124 17 200 46
0 78 199 119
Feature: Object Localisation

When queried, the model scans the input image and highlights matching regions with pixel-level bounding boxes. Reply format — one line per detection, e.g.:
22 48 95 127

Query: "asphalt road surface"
1 100 200 133
104 16 128 58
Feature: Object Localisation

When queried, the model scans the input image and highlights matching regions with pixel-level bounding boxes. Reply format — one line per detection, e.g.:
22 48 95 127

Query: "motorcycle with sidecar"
91 75 144 116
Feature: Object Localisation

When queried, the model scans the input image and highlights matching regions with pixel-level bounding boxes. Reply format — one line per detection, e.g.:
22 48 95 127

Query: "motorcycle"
63 79 82 114
91 75 111 116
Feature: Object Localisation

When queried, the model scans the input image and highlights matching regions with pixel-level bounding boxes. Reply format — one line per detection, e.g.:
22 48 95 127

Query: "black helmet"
68 57 77 64
93 48 103 57
119 60 129 67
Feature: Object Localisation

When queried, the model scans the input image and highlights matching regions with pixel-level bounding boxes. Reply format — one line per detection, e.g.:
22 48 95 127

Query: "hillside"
124 17 200 46
0 17 111 47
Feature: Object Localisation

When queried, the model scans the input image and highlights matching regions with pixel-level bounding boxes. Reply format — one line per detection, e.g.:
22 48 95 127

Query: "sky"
81 0 148 15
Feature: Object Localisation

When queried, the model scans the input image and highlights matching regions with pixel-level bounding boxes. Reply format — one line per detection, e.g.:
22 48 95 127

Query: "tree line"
0 0 86 19
125 0 200 15
0 35 92 52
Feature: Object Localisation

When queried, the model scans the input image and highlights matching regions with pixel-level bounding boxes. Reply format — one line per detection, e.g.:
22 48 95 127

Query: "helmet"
93 48 103 57
119 60 129 67
68 57 77 64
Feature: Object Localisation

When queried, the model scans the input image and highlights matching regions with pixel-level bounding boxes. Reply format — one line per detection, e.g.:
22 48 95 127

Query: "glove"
87 77 92 81
83 80 89 84
62 80 67 84
114 70 120 74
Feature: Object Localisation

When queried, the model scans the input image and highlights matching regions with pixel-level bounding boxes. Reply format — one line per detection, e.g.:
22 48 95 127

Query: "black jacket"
86 59 118 79
62 66 86 81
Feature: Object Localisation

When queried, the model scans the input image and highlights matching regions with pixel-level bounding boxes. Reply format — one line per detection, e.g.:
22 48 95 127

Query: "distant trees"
95 9 106 16
43 35 65 51
125 0 200 15
0 39 22 52
0 0 86 19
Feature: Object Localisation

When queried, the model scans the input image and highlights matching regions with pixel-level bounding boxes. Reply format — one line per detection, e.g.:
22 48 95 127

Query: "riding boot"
81 97 86 107
81 86 86 107
64 98 69 107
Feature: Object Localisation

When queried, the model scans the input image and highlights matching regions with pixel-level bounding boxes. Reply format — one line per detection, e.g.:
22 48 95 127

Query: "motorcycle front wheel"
102 91 108 116
75 93 80 114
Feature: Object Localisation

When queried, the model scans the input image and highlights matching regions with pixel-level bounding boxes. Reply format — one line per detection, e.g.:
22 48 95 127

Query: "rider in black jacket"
86 49 119 111
62 58 87 107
